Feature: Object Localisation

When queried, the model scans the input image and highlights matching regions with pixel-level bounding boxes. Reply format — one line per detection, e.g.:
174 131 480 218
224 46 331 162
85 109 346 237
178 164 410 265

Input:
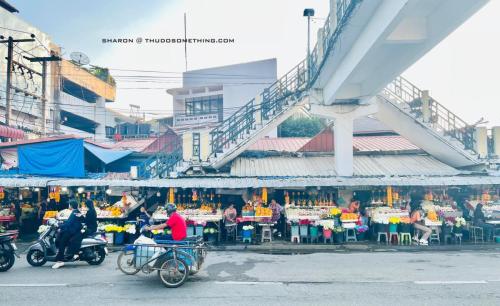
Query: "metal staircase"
377 76 480 167
208 0 361 169
137 138 183 179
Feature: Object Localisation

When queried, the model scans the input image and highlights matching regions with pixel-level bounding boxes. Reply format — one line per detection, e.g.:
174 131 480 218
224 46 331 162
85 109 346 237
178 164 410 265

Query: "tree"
278 117 324 137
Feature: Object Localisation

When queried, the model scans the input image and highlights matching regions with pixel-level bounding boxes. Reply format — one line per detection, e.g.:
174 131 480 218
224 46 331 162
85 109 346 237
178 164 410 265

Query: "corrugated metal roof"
0 135 78 148
231 155 460 177
353 135 419 152
110 138 157 152
247 137 310 152
248 135 419 153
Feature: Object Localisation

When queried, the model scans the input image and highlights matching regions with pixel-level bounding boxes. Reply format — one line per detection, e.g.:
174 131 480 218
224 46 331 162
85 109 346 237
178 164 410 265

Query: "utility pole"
23 54 61 135
0 35 35 126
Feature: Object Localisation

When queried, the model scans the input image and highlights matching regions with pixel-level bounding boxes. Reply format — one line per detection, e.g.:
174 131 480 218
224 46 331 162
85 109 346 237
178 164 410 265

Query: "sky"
7 0 500 126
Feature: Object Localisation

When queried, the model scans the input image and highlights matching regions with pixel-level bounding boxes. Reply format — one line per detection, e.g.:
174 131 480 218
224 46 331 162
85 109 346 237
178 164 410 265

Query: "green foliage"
279 117 324 137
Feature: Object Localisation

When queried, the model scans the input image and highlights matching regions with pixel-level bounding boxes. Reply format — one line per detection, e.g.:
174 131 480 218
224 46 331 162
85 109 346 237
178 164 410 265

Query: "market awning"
0 125 24 139
45 175 500 188
84 143 133 165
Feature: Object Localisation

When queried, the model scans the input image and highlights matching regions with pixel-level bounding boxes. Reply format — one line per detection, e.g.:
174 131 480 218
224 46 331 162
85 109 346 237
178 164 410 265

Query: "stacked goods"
43 211 58 219
255 206 272 217
242 203 254 217
340 213 358 222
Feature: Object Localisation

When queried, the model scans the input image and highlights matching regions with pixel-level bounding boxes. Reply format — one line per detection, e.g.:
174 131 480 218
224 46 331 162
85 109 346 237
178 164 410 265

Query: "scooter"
26 219 108 267
0 230 19 272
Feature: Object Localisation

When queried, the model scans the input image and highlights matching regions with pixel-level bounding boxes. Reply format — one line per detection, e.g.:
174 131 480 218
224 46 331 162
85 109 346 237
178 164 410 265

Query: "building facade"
1 3 118 141
168 58 277 129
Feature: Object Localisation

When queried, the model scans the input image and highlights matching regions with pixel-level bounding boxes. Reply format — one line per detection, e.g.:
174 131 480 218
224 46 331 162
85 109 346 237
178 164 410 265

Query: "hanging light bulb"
157 191 161 197
77 187 84 194
61 187 68 193
105 189 112 195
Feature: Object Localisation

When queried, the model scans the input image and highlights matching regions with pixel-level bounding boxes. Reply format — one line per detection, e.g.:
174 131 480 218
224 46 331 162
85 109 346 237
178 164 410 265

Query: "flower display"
203 228 218 234
124 224 136 234
104 224 124 233
454 217 466 228
37 225 49 234
388 216 400 224
340 213 358 221
242 225 254 231
329 208 342 217
333 226 345 233
320 220 335 230
427 210 438 221
355 225 369 233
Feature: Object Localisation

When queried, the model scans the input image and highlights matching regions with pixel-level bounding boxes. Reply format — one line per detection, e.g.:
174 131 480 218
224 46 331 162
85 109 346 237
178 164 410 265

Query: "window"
192 133 200 160
185 94 222 116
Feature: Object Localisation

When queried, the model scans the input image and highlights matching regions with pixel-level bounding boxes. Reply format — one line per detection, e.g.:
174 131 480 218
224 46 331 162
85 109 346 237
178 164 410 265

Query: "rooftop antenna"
69 51 90 66
184 12 188 72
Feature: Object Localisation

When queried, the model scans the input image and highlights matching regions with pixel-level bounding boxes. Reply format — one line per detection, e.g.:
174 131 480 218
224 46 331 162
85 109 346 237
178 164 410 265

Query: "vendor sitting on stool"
474 203 495 241
410 197 431 246
224 204 237 239
146 204 186 241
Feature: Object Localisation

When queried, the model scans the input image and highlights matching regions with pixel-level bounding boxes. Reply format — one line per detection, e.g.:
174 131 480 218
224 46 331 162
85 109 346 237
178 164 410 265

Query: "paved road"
1 250 499 306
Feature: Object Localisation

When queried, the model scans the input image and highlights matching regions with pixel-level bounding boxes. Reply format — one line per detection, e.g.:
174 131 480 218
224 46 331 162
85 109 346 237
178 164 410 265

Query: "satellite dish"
70 52 90 66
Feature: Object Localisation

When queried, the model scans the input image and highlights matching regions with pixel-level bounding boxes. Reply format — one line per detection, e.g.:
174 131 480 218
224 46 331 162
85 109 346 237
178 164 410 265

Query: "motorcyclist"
52 200 84 269
84 199 98 236
146 203 186 241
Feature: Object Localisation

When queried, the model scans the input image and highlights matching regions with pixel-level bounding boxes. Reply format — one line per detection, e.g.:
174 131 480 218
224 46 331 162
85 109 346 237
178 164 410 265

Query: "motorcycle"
26 219 108 267
0 230 19 272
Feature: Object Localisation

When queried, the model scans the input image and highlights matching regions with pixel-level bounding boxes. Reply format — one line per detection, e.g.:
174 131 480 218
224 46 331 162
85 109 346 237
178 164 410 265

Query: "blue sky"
7 0 500 126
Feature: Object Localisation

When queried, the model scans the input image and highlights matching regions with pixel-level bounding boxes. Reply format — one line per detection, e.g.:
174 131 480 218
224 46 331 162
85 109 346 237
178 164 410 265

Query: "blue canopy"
84 143 132 165
18 139 85 177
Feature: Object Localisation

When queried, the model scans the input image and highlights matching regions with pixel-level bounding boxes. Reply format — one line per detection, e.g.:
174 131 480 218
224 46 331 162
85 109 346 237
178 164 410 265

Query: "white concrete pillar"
334 114 354 176
421 90 431 123
474 126 488 158
94 97 106 140
317 29 325 62
491 126 500 157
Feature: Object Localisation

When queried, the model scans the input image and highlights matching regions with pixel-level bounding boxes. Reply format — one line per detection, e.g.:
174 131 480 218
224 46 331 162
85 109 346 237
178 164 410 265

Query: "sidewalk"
15 239 500 255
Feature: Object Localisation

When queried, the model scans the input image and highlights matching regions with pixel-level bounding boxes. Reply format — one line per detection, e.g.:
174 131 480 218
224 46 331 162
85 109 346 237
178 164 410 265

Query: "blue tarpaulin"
18 139 85 177
84 143 132 165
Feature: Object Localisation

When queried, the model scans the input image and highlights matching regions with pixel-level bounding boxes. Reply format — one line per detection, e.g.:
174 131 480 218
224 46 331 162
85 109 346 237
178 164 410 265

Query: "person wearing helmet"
146 203 187 241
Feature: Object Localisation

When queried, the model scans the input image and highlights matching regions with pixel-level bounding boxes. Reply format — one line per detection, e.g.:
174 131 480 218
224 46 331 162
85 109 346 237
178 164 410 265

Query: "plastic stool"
377 232 388 244
453 233 463 245
242 237 252 243
429 227 440 245
399 232 412 245
187 226 195 237
470 226 484 243
299 224 309 243
291 225 300 243
389 232 399 244
345 228 357 242
261 225 272 243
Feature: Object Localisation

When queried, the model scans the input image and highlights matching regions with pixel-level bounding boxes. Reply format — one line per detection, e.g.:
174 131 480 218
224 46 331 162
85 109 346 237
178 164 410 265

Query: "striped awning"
0 125 24 139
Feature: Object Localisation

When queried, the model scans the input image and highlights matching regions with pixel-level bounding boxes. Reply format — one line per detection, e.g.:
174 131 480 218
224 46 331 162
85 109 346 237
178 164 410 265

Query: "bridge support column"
309 100 377 176
474 126 488 158
421 90 431 123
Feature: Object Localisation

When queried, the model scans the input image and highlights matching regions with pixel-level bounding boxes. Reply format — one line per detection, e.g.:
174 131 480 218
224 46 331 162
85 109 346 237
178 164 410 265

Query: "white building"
168 58 277 129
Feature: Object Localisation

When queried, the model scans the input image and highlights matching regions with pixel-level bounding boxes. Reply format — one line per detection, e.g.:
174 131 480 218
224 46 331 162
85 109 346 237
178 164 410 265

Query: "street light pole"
303 8 315 82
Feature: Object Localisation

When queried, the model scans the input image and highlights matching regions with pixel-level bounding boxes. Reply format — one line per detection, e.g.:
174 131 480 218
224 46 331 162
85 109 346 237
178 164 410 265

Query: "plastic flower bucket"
310 226 319 237
399 223 412 233
291 225 299 236
323 229 332 239
105 232 114 244
195 225 204 237
242 229 252 238
389 224 398 233
187 226 195 237
114 232 125 245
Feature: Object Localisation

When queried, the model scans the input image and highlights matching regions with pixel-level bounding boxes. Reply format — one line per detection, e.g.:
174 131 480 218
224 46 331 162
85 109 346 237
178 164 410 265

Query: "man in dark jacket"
52 200 84 269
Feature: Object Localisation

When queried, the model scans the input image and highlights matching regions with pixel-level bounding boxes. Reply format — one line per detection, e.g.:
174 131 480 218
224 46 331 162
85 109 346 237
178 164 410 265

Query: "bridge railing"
138 138 183 178
383 76 476 151
210 0 361 157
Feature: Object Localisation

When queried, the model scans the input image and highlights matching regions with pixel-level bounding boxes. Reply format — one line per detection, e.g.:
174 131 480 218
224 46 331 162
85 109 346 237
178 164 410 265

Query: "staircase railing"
138 138 183 179
210 0 361 157
383 76 476 152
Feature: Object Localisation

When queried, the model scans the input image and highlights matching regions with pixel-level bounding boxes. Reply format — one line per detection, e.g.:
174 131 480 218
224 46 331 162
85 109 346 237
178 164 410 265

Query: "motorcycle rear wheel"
0 251 15 272
87 247 106 265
